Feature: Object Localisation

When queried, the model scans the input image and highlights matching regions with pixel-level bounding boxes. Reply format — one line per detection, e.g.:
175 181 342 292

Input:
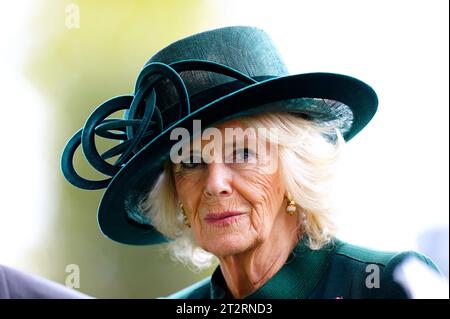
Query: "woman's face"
172 119 287 257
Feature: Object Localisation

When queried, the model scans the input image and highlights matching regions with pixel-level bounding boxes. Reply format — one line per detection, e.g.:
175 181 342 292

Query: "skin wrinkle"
172 119 301 298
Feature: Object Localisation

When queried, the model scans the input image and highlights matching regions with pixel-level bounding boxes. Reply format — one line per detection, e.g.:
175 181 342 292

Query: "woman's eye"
234 148 254 162
180 162 200 169
180 156 203 169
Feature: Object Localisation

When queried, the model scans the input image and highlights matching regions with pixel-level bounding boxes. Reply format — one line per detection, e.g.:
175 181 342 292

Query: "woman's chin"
196 215 256 256
201 234 253 257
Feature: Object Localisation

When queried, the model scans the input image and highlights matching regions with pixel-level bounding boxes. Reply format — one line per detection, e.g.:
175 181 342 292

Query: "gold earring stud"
286 192 297 215
180 203 191 228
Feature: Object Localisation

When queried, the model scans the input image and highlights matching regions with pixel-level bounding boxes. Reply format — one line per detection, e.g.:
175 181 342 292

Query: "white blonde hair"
141 111 345 271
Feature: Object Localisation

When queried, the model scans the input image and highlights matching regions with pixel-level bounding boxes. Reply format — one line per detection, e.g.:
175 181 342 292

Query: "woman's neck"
217 212 301 299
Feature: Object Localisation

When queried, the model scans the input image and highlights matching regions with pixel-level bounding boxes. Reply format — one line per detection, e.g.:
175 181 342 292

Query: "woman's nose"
203 163 233 198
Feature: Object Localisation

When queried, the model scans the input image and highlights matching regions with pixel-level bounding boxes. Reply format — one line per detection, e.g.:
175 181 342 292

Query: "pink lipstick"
204 211 245 226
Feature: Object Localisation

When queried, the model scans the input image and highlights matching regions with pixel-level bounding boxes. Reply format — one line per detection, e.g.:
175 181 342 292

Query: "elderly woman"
62 26 440 299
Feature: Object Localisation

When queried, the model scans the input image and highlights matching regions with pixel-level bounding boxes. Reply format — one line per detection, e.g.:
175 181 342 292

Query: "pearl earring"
286 192 297 215
180 203 191 228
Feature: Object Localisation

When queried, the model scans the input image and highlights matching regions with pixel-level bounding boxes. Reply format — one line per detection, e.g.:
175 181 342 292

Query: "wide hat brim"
97 72 378 245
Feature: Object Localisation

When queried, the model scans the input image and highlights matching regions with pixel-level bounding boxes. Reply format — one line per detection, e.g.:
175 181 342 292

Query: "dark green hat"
61 26 378 245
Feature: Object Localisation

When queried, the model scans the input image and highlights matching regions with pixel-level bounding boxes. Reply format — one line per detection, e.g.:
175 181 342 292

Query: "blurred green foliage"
24 0 219 298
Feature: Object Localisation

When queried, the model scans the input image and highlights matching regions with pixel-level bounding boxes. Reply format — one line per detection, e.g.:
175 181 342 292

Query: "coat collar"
210 237 342 299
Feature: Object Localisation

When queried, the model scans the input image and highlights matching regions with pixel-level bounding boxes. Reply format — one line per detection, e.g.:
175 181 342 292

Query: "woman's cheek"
174 172 204 220
175 170 202 194
233 171 279 233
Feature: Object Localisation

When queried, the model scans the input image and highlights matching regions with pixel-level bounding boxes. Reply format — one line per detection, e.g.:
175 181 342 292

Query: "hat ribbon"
61 60 257 190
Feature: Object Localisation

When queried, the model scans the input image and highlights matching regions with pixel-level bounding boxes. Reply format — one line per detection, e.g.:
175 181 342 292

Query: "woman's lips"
204 211 246 226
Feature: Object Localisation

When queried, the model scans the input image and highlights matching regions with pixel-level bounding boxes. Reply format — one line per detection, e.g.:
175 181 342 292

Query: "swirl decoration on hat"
61 60 258 190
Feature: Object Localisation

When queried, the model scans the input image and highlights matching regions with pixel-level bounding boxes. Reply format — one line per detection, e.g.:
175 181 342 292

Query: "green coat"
166 238 439 299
